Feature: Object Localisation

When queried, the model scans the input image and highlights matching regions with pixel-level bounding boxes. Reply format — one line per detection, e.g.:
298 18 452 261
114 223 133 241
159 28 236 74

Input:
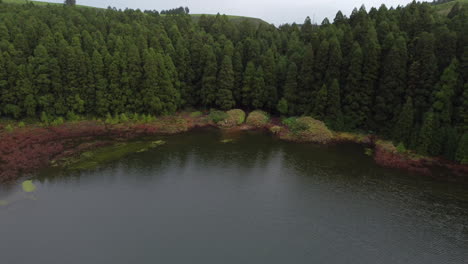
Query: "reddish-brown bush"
373 142 431 176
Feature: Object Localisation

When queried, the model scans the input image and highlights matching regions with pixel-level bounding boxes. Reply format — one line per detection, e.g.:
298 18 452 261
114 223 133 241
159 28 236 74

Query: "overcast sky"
44 0 419 24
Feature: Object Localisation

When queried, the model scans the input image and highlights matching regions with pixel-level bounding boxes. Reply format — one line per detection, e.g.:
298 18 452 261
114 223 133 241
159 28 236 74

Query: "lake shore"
1 111 466 183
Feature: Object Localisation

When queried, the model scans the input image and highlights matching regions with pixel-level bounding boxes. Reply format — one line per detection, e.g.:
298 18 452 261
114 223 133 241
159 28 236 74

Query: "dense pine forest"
0 0 467 164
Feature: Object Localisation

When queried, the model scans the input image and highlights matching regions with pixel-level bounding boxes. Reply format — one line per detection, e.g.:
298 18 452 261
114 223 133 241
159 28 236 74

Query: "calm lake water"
1 128 467 264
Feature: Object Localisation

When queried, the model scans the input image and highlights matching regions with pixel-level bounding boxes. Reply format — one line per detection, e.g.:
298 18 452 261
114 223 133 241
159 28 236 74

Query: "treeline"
160 7 190 15
0 1 466 163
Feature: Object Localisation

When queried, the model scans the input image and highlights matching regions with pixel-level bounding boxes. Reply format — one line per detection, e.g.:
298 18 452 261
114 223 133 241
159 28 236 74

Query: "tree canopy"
0 1 466 163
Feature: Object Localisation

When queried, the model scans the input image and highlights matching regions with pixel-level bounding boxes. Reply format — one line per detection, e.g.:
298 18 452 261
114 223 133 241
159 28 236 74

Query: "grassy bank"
1 109 466 183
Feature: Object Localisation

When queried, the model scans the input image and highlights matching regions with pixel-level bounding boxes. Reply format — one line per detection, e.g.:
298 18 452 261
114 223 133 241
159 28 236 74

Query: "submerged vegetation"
21 180 36 193
55 140 165 171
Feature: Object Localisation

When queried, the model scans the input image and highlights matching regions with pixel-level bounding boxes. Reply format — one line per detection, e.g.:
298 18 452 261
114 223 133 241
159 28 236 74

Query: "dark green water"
1 128 467 264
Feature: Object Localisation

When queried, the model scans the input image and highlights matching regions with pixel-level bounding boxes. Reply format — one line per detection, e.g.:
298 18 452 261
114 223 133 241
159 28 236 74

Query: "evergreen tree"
314 39 329 87
277 98 288 116
216 55 235 110
455 84 468 131
393 97 415 147
298 44 315 114
92 50 109 116
301 16 314 43
251 67 266 109
408 32 437 120
443 126 458 161
417 111 435 155
325 36 342 85
126 43 143 112
456 133 468 164
432 59 458 125
374 35 407 132
360 23 380 128
107 52 123 114
326 79 344 130
313 84 328 120
343 42 365 129
64 0 76 6
241 61 256 108
283 63 299 116
262 49 278 111
232 50 244 104
16 64 35 117
141 49 163 114
158 54 180 114
200 45 217 107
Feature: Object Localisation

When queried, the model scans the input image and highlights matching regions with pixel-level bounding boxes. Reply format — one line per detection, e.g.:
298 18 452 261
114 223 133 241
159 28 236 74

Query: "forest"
0 0 466 164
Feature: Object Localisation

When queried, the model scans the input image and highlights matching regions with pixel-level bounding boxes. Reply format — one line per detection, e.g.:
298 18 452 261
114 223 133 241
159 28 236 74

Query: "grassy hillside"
3 0 57 5
2 0 269 25
432 0 468 15
2 0 95 8
190 14 269 26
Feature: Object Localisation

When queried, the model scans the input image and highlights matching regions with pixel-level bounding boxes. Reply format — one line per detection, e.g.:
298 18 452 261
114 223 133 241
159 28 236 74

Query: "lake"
1 128 467 263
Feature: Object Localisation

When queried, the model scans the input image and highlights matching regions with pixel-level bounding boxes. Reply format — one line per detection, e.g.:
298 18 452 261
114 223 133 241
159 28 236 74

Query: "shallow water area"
1 128 467 264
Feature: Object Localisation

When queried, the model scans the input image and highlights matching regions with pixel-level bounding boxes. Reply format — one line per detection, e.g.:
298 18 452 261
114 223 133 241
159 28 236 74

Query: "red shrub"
373 144 431 176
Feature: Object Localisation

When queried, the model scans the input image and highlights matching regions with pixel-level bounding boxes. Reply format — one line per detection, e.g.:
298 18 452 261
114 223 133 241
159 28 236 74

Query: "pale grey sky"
43 0 419 24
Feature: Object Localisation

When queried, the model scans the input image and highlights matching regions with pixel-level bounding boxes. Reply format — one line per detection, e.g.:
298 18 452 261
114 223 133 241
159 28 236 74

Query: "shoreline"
1 111 467 183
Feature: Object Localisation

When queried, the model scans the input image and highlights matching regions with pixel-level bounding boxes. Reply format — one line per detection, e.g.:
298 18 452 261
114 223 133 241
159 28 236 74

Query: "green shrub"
227 109 246 125
105 113 116 125
246 110 269 128
277 98 288 115
120 113 129 122
190 111 203 118
295 117 318 130
270 126 281 134
283 116 333 143
456 133 468 164
51 117 64 126
282 117 308 133
209 110 228 123
139 114 147 123
282 117 296 127
138 114 156 123
217 109 246 128
40 111 49 125
146 114 156 123
5 124 14 132
18 122 25 128
396 142 407 153
66 111 80 122
132 113 140 122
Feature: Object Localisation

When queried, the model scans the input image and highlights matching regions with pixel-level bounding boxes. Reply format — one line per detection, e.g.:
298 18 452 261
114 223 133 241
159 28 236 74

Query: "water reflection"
2 128 466 264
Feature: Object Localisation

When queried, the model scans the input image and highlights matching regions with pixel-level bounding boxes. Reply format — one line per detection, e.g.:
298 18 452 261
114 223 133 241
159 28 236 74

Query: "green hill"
190 14 269 26
432 0 468 15
2 0 269 25
2 0 95 8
